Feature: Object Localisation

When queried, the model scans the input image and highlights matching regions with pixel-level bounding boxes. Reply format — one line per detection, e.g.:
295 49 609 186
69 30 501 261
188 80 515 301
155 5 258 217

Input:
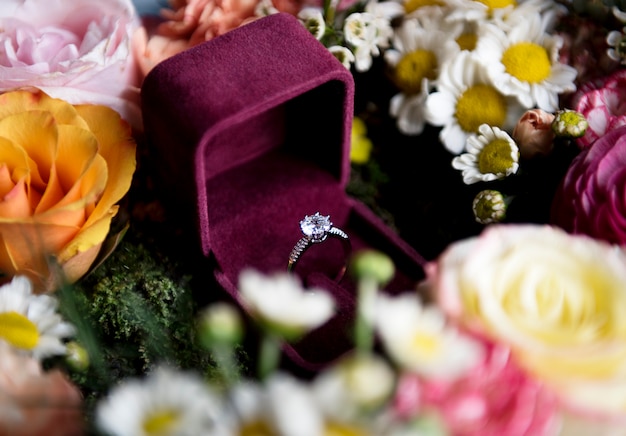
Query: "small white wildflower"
298 7 326 40
328 45 355 70
238 268 335 339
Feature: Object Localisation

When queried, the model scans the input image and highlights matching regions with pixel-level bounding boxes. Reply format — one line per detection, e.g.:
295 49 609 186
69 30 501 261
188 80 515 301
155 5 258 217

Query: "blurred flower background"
1 0 626 434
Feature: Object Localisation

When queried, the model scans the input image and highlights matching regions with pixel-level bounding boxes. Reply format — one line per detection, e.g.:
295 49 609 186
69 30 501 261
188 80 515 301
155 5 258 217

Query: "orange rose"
0 90 136 293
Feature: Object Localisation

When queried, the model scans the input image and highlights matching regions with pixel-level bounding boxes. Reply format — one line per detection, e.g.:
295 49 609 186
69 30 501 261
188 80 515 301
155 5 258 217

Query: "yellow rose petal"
75 105 136 227
0 90 88 130
0 111 55 185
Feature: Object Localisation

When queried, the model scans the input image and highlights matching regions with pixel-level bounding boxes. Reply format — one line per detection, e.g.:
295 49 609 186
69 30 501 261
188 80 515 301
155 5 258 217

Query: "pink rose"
573 69 626 148
512 109 556 159
133 0 304 79
0 0 142 131
0 343 83 436
393 341 559 436
551 124 626 245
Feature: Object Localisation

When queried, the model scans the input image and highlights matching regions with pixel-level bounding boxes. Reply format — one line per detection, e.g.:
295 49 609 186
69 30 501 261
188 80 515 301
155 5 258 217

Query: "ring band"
288 212 351 282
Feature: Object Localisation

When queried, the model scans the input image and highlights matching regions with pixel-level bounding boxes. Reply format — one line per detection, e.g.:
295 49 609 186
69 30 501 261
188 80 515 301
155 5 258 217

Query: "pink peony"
573 69 626 148
0 343 83 436
551 124 626 245
393 341 559 436
133 0 304 79
0 0 142 131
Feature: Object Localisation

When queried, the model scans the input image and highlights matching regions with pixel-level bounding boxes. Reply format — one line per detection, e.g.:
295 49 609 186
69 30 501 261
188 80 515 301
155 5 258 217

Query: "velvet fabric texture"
141 13 426 369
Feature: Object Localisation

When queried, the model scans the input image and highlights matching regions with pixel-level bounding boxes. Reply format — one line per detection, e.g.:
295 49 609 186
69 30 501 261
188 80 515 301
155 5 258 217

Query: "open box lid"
142 12 426 369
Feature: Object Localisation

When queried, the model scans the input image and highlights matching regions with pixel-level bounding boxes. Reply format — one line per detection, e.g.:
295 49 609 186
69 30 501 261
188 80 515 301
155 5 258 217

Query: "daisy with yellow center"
474 11 577 111
385 18 458 135
424 50 525 154
374 292 484 379
232 372 371 436
0 275 74 360
96 366 230 436
452 123 520 184
444 0 516 22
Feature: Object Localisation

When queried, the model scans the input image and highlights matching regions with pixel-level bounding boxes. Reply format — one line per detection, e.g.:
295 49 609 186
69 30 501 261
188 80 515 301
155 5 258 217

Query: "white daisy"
400 0 452 19
424 50 526 154
311 353 395 422
374 292 485 379
230 373 324 436
474 12 577 111
0 275 74 360
237 268 335 340
452 123 519 184
96 366 231 436
385 18 458 135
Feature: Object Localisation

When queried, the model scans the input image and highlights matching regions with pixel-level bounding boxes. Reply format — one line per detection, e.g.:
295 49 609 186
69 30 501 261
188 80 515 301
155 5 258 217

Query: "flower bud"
65 341 90 372
472 190 507 224
197 302 244 349
552 109 588 138
512 109 556 159
350 249 395 286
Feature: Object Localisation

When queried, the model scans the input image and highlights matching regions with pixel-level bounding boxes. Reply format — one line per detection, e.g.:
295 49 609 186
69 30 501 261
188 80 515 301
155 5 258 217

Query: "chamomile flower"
238 268 335 340
96 366 230 436
231 373 324 436
452 123 520 184
474 12 577 111
424 50 525 153
0 275 74 360
400 0 451 18
385 18 458 135
374 292 484 379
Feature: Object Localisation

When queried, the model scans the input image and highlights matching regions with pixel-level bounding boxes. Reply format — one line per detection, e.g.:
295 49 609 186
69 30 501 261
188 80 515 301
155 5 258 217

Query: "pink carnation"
0 0 142 131
573 69 626 148
551 124 626 245
133 0 304 79
393 341 559 436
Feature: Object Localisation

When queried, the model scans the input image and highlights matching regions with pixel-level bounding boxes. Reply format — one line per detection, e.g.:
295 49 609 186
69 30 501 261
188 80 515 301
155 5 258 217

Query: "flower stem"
258 333 281 381
354 276 377 355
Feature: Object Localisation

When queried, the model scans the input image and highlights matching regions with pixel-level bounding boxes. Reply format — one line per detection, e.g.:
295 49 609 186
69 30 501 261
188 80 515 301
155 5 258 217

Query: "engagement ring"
288 212 351 282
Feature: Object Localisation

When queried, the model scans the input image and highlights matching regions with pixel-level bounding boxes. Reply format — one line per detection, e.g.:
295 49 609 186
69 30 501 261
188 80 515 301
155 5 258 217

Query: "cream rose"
0 90 136 293
427 224 626 417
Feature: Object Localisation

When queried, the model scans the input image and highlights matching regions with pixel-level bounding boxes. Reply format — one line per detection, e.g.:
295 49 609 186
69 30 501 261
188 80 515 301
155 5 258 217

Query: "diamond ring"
288 212 351 282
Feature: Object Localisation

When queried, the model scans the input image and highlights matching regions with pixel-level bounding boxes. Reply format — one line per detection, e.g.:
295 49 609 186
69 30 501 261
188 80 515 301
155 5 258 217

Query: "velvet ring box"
141 12 427 370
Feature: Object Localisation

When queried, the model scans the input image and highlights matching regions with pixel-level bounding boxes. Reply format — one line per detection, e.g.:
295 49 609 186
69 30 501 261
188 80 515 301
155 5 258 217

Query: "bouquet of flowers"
1 0 626 434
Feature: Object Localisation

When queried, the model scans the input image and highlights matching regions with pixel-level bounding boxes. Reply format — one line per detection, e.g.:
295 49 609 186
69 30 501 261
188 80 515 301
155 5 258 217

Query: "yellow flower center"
502 42 551 83
455 84 507 133
143 409 181 435
475 0 516 9
404 0 445 14
239 420 274 435
325 421 368 436
456 33 478 51
394 50 438 94
0 311 39 350
478 139 516 174
411 332 441 358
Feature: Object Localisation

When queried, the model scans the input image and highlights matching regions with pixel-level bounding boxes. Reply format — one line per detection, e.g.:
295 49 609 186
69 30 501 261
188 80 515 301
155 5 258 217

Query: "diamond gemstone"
300 212 331 240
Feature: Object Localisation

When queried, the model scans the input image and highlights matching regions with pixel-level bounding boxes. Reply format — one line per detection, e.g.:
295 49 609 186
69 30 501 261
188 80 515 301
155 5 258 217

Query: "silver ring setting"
288 212 351 281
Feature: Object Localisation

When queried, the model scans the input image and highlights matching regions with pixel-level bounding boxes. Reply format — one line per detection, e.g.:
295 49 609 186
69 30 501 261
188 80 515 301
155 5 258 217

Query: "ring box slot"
141 13 427 369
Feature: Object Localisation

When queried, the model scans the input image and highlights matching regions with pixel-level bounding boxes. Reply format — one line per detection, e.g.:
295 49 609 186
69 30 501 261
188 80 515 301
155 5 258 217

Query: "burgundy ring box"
141 12 426 370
